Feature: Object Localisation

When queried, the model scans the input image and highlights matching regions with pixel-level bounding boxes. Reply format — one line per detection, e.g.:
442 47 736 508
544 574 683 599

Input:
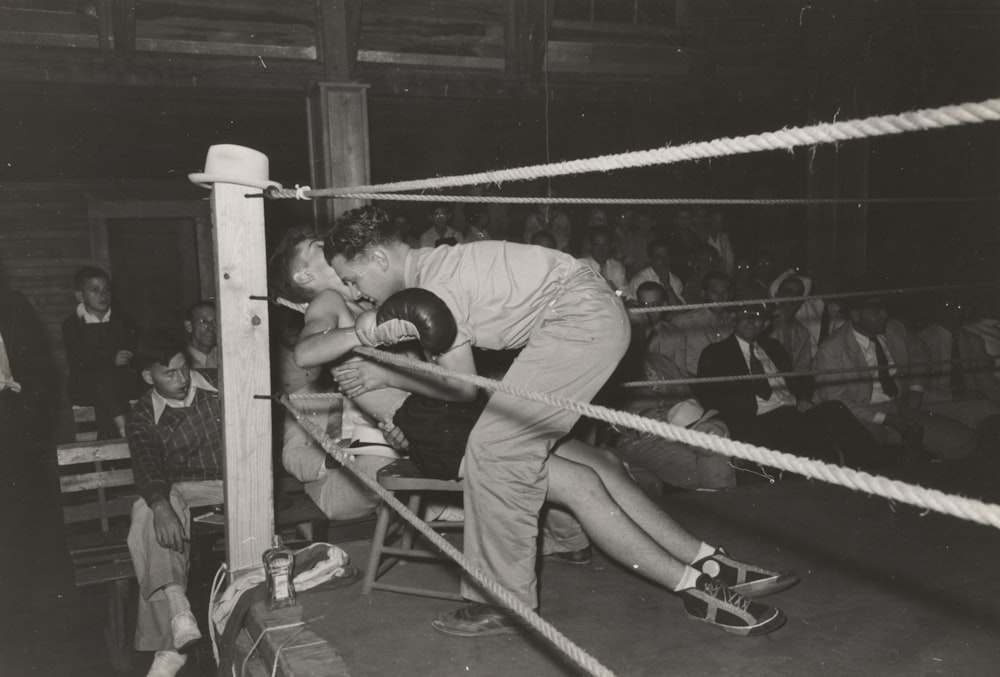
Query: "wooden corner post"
211 182 273 574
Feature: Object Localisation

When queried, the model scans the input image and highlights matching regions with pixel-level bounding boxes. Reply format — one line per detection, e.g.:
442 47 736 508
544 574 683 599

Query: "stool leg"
362 504 392 595
399 494 422 550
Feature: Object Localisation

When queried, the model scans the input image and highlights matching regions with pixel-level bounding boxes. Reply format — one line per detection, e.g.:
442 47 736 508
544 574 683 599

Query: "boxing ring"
200 97 1000 677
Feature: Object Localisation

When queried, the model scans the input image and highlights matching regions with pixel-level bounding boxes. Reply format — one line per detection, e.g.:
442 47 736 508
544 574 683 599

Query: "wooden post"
211 182 273 574
307 81 371 228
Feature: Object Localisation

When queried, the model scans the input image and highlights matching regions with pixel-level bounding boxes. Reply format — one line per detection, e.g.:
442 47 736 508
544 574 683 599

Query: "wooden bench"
57 439 138 672
56 439 367 671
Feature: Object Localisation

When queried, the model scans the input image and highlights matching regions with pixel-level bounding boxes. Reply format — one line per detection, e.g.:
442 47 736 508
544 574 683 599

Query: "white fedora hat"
188 144 283 190
667 398 719 429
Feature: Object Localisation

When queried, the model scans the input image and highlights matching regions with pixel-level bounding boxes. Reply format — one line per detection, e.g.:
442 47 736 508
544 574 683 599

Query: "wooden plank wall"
0 180 201 442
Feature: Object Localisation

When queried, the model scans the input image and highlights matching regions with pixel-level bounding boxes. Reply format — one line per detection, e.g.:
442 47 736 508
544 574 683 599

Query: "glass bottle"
263 535 296 609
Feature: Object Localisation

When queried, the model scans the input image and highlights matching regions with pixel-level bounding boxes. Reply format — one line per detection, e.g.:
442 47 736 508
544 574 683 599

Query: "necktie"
873 337 899 398
950 331 965 391
748 343 773 400
819 303 831 344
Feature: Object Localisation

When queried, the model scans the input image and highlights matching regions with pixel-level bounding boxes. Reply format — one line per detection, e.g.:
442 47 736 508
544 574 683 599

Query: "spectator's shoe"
680 575 786 637
170 610 202 650
431 603 524 637
544 544 592 565
694 548 798 597
146 650 187 677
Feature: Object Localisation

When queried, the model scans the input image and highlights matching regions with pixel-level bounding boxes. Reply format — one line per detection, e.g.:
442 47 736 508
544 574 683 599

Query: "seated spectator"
418 203 463 248
453 206 490 243
391 212 420 249
682 245 723 304
282 374 402 521
627 239 685 303
916 295 1000 423
62 266 142 438
767 276 814 374
529 230 558 249
523 202 571 252
768 269 826 353
465 207 494 243
183 300 217 369
706 210 735 275
615 208 653 278
696 299 891 471
579 226 628 294
813 290 995 461
748 252 778 292
125 331 222 676
671 271 736 377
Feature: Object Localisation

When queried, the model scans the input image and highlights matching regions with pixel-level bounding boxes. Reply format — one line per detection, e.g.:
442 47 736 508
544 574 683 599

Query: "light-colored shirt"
736 335 793 415
187 344 218 369
671 309 734 377
151 369 217 424
405 241 590 351
76 302 110 324
579 256 628 293
626 267 685 302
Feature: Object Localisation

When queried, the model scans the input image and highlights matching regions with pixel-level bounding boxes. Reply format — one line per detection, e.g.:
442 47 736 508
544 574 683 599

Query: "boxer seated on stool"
324 208 795 637
125 331 223 677
353 287 796 637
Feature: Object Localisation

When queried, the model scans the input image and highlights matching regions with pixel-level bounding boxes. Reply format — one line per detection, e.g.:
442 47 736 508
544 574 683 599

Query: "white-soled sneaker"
147 650 187 677
694 548 799 597
680 575 786 637
170 610 202 650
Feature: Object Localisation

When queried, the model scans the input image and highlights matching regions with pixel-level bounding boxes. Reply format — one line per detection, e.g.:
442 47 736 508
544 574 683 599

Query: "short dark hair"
636 281 667 300
135 330 185 371
73 266 109 290
187 299 215 320
325 206 399 262
268 228 314 304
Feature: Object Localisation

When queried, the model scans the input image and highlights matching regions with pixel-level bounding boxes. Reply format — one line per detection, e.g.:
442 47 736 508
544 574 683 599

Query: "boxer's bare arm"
294 289 363 369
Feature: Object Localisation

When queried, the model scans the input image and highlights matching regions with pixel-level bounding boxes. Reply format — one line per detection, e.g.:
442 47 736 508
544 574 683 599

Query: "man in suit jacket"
813 293 986 460
696 301 886 470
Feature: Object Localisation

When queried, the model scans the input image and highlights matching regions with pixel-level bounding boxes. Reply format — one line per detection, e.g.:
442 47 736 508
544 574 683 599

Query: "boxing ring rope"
264 98 1000 199
269 193 998 205
276 394 618 677
625 281 999 315
619 354 1000 389
326 346 1000 532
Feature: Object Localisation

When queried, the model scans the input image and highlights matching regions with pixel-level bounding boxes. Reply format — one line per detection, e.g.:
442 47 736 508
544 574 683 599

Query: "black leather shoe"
431 603 523 637
545 544 592 565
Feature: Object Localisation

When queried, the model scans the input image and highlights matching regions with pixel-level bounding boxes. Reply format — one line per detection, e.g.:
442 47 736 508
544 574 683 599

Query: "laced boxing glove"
374 288 458 357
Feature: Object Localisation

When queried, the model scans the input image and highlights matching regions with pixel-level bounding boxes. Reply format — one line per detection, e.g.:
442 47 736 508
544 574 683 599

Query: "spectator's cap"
667 399 719 429
189 144 283 191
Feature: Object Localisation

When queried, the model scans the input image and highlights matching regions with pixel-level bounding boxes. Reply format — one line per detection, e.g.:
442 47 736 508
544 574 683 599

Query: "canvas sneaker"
680 575 786 637
147 650 187 677
694 548 798 597
170 610 202 650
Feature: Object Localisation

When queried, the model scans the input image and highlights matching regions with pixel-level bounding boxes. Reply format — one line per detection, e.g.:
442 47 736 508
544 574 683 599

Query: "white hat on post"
188 144 283 190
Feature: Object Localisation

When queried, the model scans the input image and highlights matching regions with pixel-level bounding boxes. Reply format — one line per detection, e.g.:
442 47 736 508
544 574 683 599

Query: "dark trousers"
69 367 141 437
743 401 892 469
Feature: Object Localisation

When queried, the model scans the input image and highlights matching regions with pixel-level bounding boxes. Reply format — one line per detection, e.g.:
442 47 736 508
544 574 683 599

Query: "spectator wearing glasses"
695 296 890 472
183 300 217 369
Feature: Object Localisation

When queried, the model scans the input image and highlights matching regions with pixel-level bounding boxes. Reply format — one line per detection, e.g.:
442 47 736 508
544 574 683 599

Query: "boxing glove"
375 288 458 356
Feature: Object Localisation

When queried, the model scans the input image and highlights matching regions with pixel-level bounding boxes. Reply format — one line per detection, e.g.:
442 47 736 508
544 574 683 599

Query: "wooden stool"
361 458 464 601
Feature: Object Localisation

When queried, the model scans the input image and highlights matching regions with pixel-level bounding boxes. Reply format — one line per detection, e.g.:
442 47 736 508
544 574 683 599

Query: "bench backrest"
57 440 137 532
